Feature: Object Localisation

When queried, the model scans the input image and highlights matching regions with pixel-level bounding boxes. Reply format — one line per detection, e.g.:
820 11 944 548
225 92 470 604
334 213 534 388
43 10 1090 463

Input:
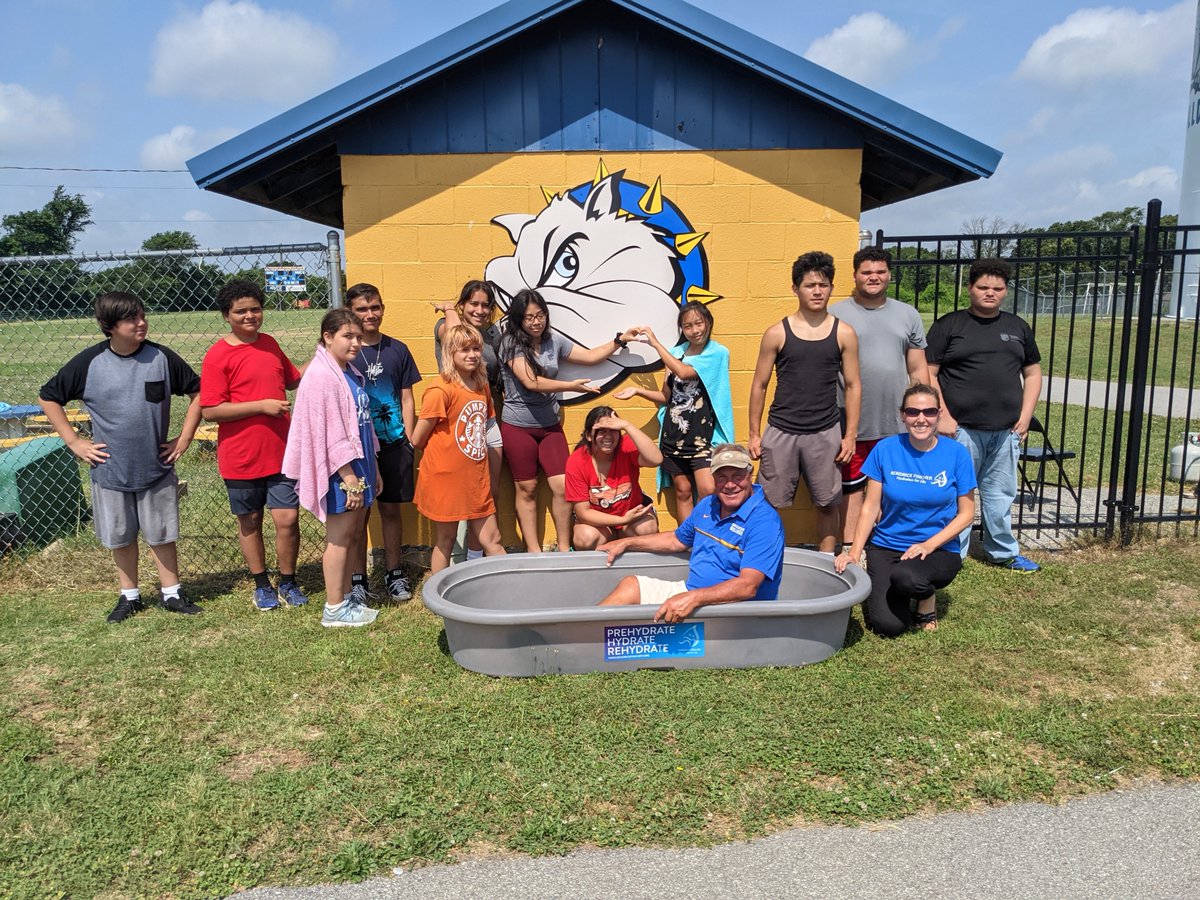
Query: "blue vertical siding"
337 4 862 155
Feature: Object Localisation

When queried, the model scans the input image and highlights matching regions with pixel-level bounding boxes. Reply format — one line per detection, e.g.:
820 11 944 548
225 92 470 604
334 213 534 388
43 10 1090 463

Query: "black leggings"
863 544 962 638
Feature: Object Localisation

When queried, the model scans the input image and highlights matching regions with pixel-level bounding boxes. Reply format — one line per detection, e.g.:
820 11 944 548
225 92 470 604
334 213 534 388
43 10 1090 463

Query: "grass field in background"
1 538 1197 898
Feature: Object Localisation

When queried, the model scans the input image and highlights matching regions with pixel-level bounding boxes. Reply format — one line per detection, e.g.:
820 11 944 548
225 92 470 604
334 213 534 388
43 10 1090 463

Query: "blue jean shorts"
223 473 299 516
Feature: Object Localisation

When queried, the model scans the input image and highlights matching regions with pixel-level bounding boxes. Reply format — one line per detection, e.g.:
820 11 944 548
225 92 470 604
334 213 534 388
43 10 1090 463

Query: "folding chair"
1019 416 1079 509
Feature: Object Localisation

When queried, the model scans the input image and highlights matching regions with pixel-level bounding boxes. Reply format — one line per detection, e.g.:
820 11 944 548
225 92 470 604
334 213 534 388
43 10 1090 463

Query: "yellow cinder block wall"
342 149 863 549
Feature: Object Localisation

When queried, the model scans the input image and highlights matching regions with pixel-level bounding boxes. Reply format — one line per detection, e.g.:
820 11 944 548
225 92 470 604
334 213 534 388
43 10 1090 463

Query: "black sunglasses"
902 407 940 418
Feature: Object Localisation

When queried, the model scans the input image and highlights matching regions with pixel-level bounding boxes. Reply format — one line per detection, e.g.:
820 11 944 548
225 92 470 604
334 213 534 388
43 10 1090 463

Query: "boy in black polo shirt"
39 292 204 622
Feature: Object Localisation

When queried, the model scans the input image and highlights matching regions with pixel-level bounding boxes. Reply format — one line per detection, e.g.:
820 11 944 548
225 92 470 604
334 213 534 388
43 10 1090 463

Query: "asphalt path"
1043 377 1197 419
239 782 1200 899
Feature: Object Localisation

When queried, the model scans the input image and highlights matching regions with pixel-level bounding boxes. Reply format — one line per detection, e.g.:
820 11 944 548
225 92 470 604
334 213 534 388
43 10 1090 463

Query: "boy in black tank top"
747 251 861 552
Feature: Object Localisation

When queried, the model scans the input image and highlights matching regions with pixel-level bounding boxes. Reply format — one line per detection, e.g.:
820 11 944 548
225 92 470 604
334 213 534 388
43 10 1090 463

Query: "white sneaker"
321 602 378 627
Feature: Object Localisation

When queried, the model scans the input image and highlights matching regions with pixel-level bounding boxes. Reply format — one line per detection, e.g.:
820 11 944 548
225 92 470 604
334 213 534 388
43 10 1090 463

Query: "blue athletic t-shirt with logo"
861 434 977 552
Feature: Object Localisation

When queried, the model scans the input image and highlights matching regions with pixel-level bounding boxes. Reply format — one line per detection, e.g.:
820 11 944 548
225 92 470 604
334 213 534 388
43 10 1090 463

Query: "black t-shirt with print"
925 310 1040 431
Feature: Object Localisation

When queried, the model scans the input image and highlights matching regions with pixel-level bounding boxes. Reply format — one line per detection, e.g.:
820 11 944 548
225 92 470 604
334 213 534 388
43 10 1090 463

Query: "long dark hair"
456 279 496 314
675 300 714 348
501 288 551 378
576 405 615 450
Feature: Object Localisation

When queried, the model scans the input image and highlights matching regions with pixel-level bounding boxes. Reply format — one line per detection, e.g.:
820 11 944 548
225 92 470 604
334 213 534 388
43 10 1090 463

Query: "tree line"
887 207 1180 313
0 188 330 319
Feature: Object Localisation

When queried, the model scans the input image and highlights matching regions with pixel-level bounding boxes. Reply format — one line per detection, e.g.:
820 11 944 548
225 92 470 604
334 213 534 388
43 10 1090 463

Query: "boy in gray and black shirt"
39 291 204 622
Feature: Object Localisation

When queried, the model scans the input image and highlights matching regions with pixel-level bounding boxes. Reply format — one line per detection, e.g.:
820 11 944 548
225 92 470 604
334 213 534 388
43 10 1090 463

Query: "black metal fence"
878 198 1199 546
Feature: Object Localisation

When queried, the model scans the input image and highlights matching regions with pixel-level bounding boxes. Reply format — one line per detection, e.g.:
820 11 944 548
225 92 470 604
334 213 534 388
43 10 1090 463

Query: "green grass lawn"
2 539 1198 897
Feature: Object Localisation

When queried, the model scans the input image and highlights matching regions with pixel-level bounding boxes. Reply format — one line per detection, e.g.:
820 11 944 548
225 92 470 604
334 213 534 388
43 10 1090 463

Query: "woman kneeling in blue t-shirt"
835 384 976 636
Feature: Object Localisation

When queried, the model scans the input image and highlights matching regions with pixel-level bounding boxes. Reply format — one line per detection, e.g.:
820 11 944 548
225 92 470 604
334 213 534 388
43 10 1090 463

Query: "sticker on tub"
604 623 705 661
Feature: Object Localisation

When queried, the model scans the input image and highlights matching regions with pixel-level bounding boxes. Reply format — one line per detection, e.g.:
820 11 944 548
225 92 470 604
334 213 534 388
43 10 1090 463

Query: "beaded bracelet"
339 481 367 494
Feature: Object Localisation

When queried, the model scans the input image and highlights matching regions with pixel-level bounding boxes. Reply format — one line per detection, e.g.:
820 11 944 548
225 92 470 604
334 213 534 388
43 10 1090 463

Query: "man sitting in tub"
599 444 784 623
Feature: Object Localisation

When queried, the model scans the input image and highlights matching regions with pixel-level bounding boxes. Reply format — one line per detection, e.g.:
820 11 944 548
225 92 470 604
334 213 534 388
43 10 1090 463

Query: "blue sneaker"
321 602 378 628
993 555 1041 573
253 586 281 611
278 582 308 607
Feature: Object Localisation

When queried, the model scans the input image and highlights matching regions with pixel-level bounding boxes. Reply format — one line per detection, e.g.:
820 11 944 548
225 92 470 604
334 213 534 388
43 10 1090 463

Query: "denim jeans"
954 427 1020 562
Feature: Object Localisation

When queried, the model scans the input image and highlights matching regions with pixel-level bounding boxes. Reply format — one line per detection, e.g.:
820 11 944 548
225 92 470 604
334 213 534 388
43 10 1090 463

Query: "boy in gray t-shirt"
39 291 203 623
832 247 929 544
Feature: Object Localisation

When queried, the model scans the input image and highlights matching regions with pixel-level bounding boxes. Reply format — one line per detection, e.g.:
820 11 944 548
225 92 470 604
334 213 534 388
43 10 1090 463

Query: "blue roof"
188 0 1001 225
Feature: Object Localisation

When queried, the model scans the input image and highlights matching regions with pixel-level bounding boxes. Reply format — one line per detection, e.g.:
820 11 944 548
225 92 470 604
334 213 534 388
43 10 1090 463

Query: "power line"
0 183 199 191
0 165 189 173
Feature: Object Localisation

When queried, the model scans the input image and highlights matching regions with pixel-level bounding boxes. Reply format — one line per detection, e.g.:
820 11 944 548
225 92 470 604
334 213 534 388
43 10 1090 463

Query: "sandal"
912 609 938 632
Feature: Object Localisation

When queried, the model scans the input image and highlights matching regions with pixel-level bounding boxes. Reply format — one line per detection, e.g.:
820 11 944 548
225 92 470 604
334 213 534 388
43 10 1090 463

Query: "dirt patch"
220 746 314 782
448 840 522 863
806 774 846 792
1156 581 1200 612
700 810 743 841
1131 627 1197 696
10 666 102 765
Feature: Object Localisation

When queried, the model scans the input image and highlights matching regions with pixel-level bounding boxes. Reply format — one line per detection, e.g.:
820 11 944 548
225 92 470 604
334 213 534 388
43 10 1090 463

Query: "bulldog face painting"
484 160 718 401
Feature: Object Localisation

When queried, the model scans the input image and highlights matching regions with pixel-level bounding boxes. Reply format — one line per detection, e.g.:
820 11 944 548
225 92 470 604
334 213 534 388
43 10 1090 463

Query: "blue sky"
0 0 1192 254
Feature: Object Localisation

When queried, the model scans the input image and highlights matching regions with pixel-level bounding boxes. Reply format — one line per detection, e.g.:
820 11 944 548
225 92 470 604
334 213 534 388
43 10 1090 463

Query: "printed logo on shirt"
730 523 745 536
355 387 371 426
455 399 489 461
589 481 632 509
889 467 950 488
1000 333 1023 343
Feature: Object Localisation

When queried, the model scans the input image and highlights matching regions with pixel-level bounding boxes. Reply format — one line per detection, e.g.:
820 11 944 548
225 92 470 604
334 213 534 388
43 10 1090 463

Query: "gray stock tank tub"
421 548 870 676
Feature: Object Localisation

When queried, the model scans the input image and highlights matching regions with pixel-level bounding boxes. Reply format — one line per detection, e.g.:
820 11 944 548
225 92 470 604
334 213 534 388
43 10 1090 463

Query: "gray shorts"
757 422 843 508
91 470 180 549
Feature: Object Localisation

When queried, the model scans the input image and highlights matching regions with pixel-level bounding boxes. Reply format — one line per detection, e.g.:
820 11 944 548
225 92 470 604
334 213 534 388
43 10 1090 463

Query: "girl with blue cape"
614 301 734 521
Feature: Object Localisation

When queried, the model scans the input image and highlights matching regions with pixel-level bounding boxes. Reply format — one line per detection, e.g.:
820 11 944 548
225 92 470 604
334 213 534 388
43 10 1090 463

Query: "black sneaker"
161 592 202 615
385 569 412 601
107 595 145 624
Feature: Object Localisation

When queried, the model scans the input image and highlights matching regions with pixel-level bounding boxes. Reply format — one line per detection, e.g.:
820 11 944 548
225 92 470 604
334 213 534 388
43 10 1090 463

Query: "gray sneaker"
348 582 377 609
321 602 378 628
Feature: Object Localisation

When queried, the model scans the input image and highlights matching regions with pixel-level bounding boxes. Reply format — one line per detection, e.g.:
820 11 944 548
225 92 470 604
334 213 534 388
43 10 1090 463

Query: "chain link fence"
0 238 343 582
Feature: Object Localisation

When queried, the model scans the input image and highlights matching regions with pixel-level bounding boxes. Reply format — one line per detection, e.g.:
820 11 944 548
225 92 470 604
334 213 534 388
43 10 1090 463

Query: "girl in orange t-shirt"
413 324 507 573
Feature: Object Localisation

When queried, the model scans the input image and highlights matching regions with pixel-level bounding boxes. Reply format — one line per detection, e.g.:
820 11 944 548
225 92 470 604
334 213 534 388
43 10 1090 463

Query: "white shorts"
486 416 503 449
633 576 688 606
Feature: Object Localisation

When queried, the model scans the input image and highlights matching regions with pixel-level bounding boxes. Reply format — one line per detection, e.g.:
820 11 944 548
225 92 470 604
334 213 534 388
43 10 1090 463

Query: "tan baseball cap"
710 444 753 472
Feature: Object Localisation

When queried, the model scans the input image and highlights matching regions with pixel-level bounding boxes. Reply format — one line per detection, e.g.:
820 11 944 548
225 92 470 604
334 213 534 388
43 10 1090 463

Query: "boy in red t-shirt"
200 280 307 611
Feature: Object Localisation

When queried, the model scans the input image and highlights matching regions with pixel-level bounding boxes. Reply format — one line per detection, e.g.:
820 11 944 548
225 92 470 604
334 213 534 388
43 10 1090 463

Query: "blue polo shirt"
674 484 784 600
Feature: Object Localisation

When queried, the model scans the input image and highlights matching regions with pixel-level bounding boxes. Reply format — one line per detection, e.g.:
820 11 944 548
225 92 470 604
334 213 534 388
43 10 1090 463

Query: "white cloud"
1119 165 1179 192
140 124 238 168
1025 143 1117 177
149 0 339 103
0 83 75 153
1016 3 1192 87
804 13 913 88
183 210 215 222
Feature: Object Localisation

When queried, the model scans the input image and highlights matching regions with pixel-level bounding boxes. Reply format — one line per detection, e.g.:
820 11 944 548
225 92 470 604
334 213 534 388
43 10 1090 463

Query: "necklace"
362 339 384 384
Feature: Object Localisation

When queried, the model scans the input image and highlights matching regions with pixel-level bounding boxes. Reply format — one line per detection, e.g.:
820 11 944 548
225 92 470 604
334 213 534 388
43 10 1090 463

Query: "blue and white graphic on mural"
485 160 718 401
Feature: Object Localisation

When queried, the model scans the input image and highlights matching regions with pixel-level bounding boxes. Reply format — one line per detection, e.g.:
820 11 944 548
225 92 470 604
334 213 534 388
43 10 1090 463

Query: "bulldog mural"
484 161 718 401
